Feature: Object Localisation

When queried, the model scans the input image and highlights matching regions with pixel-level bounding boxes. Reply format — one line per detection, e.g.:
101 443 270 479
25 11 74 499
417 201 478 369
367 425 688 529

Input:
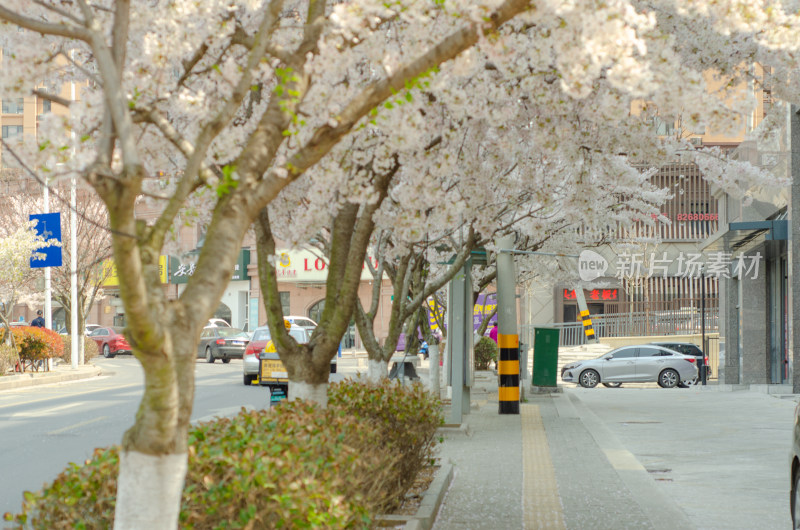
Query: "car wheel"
243 373 255 386
103 344 114 359
205 347 215 364
659 368 679 388
579 369 600 388
222 358 231 364
793 467 800 529
602 382 622 388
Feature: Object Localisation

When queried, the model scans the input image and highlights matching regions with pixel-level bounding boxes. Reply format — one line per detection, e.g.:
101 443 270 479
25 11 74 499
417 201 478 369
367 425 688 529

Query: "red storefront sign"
563 288 618 301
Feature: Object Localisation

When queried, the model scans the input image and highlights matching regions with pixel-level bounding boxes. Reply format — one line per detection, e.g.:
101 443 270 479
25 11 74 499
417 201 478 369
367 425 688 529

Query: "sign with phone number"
649 213 719 221
676 213 718 221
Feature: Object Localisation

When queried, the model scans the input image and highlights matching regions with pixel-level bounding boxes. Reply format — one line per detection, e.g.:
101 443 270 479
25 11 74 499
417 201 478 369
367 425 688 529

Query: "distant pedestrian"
31 310 45 328
489 322 498 344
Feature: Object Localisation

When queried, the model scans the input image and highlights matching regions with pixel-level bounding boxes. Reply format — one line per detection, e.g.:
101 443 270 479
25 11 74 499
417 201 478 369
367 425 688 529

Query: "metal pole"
43 185 51 330
574 288 599 344
70 74 79 368
70 178 79 367
496 234 520 414
701 270 707 385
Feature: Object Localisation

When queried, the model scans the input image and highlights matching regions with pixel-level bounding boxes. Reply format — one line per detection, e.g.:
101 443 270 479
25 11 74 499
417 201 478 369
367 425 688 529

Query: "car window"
659 344 700 356
218 328 248 338
610 348 636 359
289 329 309 344
92 328 108 336
252 329 271 342
201 328 214 338
638 346 670 357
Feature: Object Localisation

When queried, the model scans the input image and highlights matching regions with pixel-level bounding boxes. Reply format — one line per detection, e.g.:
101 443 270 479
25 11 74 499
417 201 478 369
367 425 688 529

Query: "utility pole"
496 234 520 414
70 72 80 367
43 185 52 330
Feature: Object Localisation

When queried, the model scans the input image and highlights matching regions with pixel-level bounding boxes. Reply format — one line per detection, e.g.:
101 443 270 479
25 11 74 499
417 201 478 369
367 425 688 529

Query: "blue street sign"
29 212 62 268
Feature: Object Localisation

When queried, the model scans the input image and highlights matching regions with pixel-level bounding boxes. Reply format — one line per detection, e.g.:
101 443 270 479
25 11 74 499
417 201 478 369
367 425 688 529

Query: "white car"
561 344 698 389
206 318 232 328
284 316 317 330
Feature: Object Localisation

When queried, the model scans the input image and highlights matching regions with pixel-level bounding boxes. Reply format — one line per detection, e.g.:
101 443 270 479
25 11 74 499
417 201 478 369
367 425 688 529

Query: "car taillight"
686 358 696 363
245 345 257 356
216 339 225 345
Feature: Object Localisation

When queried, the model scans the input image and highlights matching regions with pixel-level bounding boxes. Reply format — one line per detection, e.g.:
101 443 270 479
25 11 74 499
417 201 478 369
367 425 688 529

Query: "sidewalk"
427 367 797 530
0 361 101 391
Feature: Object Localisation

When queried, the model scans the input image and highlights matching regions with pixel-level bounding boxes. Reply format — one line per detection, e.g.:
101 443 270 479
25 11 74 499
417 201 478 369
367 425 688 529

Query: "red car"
89 326 132 358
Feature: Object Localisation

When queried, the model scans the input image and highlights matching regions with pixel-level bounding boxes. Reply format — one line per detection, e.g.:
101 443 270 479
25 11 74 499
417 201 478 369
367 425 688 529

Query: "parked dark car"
89 326 132 358
198 327 249 363
650 341 711 381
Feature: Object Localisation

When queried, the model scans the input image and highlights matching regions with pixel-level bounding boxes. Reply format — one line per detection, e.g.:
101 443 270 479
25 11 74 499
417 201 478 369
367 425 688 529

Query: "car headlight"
564 363 581 370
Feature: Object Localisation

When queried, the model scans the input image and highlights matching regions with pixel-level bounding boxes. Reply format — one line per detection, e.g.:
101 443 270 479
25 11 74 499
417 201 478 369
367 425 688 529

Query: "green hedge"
4 380 442 529
474 336 498 370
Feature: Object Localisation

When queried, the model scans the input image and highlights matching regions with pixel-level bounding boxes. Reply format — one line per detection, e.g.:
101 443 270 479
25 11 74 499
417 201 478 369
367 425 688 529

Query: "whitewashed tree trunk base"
367 359 389 382
290 381 328 406
114 450 187 530
429 344 440 396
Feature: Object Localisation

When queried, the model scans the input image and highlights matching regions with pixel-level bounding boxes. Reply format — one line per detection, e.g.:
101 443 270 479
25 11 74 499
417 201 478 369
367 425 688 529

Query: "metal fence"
522 307 720 347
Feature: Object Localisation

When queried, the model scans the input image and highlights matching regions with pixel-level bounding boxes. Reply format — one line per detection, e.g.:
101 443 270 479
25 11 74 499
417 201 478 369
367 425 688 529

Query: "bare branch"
0 6 90 41
32 89 71 108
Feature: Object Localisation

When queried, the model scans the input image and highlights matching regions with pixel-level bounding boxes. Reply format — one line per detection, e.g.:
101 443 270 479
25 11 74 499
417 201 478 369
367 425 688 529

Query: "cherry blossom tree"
0 221 47 353
0 180 113 362
0 1 541 526
0 1 797 527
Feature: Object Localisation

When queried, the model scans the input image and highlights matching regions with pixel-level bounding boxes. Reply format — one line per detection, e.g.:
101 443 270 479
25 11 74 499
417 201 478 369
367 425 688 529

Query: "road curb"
373 461 454 530
0 365 102 391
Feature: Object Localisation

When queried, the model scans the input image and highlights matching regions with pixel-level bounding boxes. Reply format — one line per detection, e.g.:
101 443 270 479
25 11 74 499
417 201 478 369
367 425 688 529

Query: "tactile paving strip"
521 404 566 530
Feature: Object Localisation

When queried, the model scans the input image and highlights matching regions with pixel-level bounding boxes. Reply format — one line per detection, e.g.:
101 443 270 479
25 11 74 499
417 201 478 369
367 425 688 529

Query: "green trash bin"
532 328 560 387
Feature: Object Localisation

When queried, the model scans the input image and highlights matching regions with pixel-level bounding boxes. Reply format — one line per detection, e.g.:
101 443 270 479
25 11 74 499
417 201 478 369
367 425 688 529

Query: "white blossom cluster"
0 0 795 265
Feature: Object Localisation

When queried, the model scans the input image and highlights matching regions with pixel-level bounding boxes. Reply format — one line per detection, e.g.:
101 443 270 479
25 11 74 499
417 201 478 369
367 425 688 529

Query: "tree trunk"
114 333 196 529
289 381 329 405
367 359 389 382
429 343 440 396
114 452 187 530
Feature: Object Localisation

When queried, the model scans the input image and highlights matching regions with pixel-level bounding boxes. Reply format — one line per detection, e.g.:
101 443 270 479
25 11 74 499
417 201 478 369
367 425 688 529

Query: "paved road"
570 386 796 530
0 357 281 516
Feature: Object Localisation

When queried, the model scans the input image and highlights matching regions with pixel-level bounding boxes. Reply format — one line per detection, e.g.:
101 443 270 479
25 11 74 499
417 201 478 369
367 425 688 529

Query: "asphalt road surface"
0 356 288 516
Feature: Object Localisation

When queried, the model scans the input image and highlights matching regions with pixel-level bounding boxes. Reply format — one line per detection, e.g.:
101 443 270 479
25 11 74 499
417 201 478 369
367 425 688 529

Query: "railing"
523 307 720 347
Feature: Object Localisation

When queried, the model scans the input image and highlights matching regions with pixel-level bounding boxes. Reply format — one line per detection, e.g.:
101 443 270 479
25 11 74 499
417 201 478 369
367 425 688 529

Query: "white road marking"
0 383 141 410
47 416 108 435
11 401 86 418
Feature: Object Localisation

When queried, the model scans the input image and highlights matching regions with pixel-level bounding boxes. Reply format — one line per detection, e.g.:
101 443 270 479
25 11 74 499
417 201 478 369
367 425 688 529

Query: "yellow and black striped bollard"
580 310 596 341
498 333 520 414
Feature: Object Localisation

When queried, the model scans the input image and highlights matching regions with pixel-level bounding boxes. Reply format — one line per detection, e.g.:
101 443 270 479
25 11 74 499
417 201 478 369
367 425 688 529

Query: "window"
1 125 22 139
638 346 668 357
609 348 636 359
658 344 701 357
42 99 51 113
652 116 675 136
2 97 23 114
279 291 290 317
308 300 325 325
252 329 271 342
